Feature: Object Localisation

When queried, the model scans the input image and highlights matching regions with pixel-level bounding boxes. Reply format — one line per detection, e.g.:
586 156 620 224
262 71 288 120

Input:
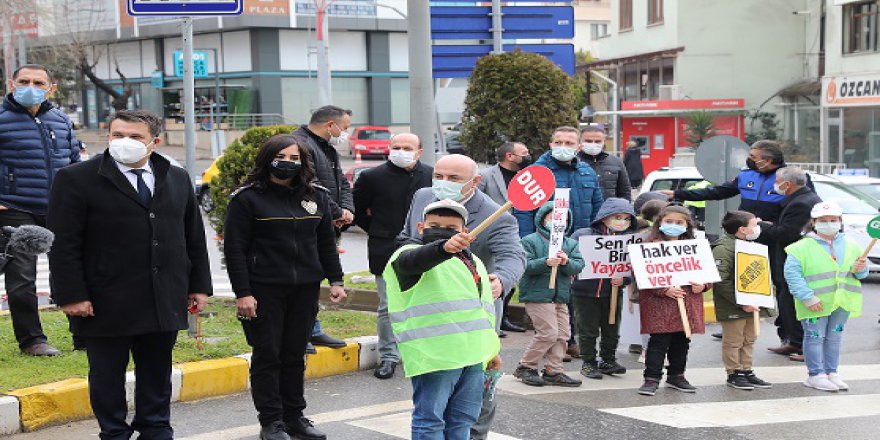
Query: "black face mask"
270 160 302 180
745 158 758 170
422 227 459 244
518 154 533 169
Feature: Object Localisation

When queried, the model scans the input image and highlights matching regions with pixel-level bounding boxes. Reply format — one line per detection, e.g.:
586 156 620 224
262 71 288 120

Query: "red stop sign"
507 166 556 210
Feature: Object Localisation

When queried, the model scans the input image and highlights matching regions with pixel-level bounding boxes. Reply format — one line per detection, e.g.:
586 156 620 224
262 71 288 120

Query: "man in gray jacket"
478 141 531 334
398 154 526 440
578 125 631 201
478 141 530 205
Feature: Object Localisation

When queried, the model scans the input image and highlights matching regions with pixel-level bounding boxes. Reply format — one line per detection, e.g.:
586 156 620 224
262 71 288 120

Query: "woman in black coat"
224 134 347 440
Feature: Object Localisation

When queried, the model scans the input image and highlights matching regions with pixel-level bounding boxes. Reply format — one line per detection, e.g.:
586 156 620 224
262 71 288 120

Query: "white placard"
734 239 776 309
578 233 648 279
628 239 721 289
547 189 570 258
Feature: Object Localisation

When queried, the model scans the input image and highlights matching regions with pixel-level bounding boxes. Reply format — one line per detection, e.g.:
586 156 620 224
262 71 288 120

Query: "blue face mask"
659 223 688 237
14 86 47 107
432 178 472 202
551 146 577 162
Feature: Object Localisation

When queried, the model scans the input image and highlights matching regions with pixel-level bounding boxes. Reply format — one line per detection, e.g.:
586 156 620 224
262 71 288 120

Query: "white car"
641 167 880 273
829 175 880 202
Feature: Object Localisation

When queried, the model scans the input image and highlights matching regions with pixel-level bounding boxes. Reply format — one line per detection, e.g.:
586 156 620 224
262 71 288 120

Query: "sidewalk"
0 336 380 435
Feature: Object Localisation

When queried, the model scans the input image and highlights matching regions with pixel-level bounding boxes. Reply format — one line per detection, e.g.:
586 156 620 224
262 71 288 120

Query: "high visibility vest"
785 237 863 320
383 244 500 378
683 180 712 209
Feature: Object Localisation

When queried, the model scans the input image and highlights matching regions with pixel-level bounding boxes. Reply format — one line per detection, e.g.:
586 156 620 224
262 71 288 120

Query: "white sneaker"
803 375 839 392
827 373 849 391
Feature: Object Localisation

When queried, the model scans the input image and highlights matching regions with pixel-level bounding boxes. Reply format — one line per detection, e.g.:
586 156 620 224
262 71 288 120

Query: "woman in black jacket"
224 134 347 440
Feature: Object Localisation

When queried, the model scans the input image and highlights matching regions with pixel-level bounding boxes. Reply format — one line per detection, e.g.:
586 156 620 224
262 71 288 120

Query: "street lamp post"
314 0 335 107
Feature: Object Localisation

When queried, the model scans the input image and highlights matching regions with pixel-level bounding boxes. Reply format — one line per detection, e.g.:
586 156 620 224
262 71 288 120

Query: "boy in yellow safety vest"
383 199 502 440
784 201 867 392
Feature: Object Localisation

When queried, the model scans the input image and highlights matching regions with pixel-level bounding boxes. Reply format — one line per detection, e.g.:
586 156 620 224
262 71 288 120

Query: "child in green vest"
712 210 773 390
514 201 586 387
383 199 502 440
784 201 867 392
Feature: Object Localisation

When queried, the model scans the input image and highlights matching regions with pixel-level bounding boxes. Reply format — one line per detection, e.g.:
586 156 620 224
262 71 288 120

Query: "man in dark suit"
353 132 432 380
47 110 212 440
756 166 821 361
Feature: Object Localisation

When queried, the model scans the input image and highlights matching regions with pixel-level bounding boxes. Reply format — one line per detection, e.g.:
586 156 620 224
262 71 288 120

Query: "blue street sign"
127 0 243 16
430 6 574 40
174 50 209 78
151 70 164 89
432 44 575 78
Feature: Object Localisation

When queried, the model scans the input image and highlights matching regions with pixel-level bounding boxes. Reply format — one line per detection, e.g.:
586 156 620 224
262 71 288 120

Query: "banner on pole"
734 239 775 309
578 233 647 279
547 188 570 258
628 239 721 289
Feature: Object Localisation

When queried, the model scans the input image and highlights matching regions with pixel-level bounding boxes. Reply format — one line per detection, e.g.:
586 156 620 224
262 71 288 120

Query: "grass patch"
322 270 377 290
0 298 375 392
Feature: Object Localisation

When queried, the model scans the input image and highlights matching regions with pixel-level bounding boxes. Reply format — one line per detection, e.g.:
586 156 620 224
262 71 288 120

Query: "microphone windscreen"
7 225 55 256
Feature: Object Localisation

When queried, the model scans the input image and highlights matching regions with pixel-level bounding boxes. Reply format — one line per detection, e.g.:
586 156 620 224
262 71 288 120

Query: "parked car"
443 122 466 155
349 126 392 158
830 175 880 202
641 167 880 273
344 162 379 187
196 156 221 212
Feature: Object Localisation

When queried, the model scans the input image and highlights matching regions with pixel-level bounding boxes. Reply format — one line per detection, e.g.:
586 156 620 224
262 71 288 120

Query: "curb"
0 336 380 434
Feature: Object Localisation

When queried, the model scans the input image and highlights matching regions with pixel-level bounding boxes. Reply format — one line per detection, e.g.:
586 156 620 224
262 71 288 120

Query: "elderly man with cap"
757 166 821 361
398 154 525 440
386 198 502 440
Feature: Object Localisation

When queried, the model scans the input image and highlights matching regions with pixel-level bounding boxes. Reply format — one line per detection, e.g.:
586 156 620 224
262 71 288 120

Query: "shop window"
844 1 879 54
648 0 664 25
619 0 633 31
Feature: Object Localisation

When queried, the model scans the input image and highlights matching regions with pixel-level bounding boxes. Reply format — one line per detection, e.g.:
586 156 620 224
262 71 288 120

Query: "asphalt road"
9 286 880 440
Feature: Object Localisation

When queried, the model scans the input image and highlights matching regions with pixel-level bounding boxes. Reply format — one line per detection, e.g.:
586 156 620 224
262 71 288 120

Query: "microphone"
2 225 55 256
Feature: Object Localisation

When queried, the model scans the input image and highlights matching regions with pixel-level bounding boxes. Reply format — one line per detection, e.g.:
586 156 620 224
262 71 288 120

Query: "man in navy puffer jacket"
1 64 81 356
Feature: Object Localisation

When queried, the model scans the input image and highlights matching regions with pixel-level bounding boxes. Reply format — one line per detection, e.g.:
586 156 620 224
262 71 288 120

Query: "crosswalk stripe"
499 364 880 395
177 400 414 440
347 411 521 440
601 394 880 428
0 256 237 301
176 400 521 440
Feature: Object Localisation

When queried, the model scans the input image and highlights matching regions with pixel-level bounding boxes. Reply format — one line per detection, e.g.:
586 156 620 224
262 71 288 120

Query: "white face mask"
329 123 350 146
388 149 417 168
815 221 841 237
109 137 152 165
744 224 761 241
581 142 604 156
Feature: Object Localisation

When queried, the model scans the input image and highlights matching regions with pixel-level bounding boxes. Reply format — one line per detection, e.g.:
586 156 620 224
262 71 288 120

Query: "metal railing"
788 162 846 175
192 113 299 130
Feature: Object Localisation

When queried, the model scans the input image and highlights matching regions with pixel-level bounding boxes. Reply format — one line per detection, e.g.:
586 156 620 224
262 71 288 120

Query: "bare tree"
35 0 133 111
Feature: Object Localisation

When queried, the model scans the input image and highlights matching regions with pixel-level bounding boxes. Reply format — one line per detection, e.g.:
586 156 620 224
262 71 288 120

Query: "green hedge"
207 125 298 240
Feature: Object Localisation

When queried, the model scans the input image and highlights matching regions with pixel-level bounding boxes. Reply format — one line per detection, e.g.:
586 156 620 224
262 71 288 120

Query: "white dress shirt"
115 160 155 195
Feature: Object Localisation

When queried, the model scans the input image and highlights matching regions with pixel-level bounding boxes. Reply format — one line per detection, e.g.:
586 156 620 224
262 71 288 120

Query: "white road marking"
177 400 413 440
601 394 880 428
348 411 521 440
499 364 880 395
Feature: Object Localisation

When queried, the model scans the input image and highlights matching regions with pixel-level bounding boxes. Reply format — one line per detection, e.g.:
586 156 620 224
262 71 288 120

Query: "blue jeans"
411 363 484 440
375 276 400 362
802 307 849 377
